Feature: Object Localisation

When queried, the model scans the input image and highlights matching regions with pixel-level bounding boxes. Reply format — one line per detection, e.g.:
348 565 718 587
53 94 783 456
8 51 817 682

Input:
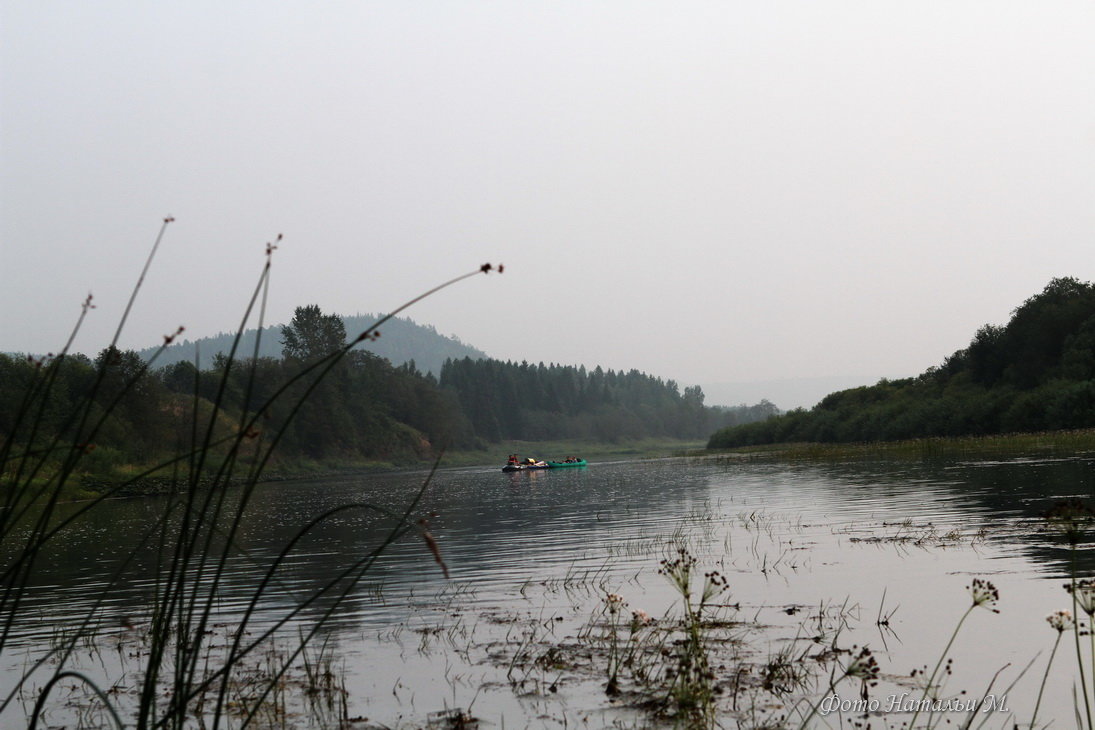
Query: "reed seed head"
604 593 626 614
1047 609 1074 632
1043 499 1095 545
163 326 184 345
1066 579 1095 616
845 647 879 682
968 578 1000 612
659 550 697 596
701 570 729 603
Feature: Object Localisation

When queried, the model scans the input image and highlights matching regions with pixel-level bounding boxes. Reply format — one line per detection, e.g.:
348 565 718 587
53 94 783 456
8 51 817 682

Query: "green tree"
280 305 347 363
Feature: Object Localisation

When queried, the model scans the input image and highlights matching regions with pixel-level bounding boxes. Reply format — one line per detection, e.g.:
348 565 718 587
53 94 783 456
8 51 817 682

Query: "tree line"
1 305 466 473
2 305 774 474
708 277 1095 449
439 357 772 442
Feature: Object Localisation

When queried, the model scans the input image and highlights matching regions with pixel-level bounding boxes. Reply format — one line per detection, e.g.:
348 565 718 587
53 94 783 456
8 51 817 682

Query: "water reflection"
777 454 1095 578
10 456 1093 627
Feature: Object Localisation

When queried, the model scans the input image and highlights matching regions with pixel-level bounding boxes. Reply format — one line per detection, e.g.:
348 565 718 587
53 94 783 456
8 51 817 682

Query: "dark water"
6 453 1095 727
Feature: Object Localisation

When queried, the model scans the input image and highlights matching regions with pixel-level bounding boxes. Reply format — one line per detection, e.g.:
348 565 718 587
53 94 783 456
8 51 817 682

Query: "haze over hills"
698 375 891 412
131 313 860 413
137 314 487 376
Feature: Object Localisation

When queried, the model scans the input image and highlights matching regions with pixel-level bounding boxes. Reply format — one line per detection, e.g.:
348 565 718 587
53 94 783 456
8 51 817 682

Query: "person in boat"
508 454 519 465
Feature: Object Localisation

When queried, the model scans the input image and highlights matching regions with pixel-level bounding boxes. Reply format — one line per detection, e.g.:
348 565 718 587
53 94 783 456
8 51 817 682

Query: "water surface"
6 453 1094 727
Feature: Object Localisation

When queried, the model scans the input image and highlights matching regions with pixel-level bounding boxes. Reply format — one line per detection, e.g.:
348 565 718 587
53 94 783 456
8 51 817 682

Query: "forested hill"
138 314 486 375
3 304 777 475
708 278 1095 448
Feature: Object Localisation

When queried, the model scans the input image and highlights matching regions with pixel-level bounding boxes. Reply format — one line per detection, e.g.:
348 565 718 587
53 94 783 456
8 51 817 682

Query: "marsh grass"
566 550 749 728
489 439 707 465
10 619 353 729
0 219 498 727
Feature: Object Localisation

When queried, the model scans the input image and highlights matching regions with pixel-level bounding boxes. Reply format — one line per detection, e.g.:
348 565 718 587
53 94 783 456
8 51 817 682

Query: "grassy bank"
701 428 1095 462
68 427 1095 499
65 438 707 498
444 437 707 467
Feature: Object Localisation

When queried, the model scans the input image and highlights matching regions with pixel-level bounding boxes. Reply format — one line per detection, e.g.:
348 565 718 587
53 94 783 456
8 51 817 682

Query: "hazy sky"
3 2 1094 397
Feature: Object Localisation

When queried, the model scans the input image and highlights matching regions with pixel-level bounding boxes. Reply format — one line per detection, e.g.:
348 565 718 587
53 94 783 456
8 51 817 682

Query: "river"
5 451 1095 728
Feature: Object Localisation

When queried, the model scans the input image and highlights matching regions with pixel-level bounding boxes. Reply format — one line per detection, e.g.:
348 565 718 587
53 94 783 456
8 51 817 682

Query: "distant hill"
139 314 487 375
709 277 1095 448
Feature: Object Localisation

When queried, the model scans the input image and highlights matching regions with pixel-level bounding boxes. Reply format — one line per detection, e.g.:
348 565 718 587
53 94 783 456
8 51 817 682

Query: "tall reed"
1045 499 1095 730
1 219 497 727
903 578 1000 730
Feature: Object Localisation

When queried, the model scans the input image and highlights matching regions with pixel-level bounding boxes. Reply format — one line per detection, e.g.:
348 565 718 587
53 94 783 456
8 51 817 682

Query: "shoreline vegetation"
66 437 708 499
702 428 1095 462
710 278 1095 451
67 425 1095 503
69 427 1095 501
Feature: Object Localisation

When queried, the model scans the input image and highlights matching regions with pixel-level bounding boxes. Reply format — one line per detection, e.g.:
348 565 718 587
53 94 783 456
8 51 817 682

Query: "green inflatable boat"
546 459 587 468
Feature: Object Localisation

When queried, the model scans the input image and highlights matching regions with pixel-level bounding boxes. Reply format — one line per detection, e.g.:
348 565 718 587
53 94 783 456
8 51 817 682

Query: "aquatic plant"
573 550 739 728
1064 578 1095 730
1045 498 1095 730
903 578 1000 730
794 645 880 730
601 591 628 694
1030 609 1075 729
655 549 731 728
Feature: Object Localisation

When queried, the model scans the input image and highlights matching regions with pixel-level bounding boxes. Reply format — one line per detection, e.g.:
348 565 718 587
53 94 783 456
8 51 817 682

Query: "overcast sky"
3 2 1094 401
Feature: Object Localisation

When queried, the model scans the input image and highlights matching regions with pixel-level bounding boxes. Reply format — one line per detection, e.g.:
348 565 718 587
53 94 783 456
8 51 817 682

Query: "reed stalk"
1030 611 1072 730
1 219 497 728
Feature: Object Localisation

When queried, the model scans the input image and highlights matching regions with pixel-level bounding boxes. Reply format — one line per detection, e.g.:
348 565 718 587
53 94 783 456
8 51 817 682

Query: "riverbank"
700 427 1095 462
65 438 708 499
446 437 707 466
69 429 1095 499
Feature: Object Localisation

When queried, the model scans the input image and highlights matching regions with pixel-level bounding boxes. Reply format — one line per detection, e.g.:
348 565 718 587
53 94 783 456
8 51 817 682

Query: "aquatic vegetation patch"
841 520 989 549
14 622 353 728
